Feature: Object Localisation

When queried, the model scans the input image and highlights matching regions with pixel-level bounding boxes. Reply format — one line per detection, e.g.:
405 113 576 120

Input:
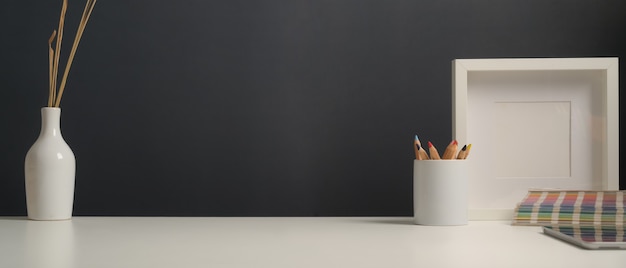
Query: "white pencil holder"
413 160 468 226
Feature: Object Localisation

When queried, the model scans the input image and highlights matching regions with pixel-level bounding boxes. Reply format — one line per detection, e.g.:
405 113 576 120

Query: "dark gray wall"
2 0 623 216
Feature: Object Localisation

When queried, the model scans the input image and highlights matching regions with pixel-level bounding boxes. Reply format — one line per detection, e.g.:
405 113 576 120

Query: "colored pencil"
456 144 467 159
441 140 458 159
463 144 472 159
414 135 422 147
414 135 429 160
427 141 441 160
417 144 429 160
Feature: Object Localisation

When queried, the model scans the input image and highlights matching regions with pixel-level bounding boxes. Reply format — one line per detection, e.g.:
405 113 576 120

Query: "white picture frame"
452 58 619 220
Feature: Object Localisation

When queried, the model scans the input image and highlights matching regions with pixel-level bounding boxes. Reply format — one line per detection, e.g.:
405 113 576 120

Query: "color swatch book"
544 225 626 243
512 190 625 226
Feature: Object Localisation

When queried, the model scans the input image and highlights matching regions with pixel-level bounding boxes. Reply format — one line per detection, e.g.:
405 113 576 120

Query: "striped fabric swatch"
512 190 625 226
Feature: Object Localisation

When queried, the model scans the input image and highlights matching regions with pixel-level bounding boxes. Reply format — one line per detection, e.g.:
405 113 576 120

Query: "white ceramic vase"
25 107 76 220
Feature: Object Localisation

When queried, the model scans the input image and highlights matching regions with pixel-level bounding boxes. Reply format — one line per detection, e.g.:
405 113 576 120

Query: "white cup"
413 160 468 225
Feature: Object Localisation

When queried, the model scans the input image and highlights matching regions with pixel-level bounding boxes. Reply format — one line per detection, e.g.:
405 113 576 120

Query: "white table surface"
1 217 623 268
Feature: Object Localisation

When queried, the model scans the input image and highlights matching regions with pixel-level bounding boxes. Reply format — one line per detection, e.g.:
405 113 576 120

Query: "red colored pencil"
428 141 441 160
442 140 458 159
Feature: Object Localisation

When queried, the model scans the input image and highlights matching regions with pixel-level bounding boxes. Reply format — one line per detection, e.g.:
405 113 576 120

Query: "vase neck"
39 107 63 137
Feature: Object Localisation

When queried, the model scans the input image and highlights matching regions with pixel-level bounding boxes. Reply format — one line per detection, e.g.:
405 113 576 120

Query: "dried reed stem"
48 30 57 107
55 0 97 107
50 0 68 107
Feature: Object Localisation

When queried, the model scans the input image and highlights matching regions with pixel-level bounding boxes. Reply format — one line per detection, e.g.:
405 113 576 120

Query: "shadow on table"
0 216 28 221
357 217 415 226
